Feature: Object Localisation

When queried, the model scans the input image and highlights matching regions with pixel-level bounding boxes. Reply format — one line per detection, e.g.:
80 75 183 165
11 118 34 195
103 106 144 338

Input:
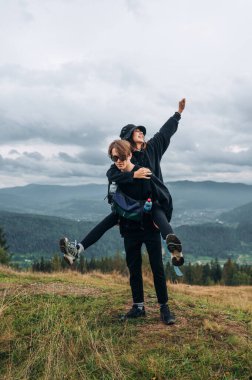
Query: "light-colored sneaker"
59 237 81 265
166 234 184 267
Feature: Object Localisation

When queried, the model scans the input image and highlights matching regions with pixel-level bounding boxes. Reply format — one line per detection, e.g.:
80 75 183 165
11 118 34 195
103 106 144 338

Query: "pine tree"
0 227 9 251
202 263 211 285
51 254 61 271
79 255 87 274
211 258 222 283
222 258 238 285
183 262 193 284
0 247 11 265
0 226 11 264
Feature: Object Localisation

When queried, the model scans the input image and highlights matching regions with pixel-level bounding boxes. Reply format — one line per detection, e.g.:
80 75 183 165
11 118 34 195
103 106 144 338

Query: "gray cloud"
0 0 252 187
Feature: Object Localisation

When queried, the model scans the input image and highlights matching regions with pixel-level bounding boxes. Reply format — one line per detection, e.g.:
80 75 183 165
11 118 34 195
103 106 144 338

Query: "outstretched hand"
178 98 186 114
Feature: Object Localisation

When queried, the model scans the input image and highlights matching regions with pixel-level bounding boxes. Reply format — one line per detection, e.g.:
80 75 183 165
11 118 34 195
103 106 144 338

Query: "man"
107 139 175 325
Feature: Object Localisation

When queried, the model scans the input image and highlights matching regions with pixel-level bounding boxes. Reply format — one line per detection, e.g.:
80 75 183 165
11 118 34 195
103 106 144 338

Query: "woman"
60 99 185 266
107 98 186 254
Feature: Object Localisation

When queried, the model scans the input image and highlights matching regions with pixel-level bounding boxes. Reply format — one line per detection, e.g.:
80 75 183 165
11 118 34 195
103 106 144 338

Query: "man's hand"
133 167 152 179
178 98 186 114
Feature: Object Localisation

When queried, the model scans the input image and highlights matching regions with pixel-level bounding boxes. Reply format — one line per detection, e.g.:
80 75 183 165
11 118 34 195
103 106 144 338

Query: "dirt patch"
0 282 101 297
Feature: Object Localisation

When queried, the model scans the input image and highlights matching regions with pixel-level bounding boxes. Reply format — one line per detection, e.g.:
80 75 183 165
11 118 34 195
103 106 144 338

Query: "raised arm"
147 98 186 159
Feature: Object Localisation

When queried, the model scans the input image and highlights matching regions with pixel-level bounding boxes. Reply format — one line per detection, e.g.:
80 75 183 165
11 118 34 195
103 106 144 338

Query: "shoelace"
67 240 78 256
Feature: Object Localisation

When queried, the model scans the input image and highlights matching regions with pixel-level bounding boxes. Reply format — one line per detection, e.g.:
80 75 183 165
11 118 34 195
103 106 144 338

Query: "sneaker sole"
63 254 74 266
171 251 184 267
166 234 182 253
120 311 146 321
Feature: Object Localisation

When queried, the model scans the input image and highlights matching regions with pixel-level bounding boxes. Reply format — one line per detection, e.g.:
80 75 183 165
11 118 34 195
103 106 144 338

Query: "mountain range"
0 180 252 224
0 181 252 266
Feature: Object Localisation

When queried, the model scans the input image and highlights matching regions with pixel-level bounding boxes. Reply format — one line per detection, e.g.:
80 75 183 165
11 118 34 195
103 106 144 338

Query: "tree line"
1 225 252 286
1 211 252 262
31 254 252 286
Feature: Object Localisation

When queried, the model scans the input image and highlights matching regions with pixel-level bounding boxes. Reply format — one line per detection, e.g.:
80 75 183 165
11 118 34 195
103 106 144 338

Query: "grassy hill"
0 265 251 379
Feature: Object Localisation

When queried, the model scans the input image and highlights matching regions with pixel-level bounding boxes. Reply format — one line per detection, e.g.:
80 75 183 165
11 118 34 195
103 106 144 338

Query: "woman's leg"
60 212 119 264
81 212 119 250
151 203 184 266
151 203 174 240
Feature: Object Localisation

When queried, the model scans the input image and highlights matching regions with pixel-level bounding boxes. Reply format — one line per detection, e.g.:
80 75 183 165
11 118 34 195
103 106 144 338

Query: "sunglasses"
110 154 127 162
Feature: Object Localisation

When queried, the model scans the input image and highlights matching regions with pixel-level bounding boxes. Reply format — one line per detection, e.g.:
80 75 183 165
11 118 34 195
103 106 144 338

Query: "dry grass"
169 283 252 313
1 265 252 379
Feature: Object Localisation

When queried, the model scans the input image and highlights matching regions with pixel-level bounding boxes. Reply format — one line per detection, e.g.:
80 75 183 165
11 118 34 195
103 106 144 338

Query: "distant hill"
176 223 249 259
219 201 252 224
0 210 123 265
1 210 251 267
168 180 252 209
0 181 252 222
0 184 111 221
219 202 252 244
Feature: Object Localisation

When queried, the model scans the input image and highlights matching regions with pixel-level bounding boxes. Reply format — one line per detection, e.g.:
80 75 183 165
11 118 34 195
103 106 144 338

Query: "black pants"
151 202 174 240
124 230 168 304
81 205 173 250
81 212 118 249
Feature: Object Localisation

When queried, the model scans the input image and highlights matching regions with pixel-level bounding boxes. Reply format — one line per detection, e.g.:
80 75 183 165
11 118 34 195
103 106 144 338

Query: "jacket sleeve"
106 164 134 184
147 112 181 158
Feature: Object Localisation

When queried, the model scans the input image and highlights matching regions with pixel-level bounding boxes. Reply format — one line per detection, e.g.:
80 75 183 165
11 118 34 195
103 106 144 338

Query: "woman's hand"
178 98 186 114
133 167 152 179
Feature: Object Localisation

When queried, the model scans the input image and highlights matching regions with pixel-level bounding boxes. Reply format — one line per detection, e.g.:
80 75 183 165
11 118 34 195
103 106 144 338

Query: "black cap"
119 124 146 140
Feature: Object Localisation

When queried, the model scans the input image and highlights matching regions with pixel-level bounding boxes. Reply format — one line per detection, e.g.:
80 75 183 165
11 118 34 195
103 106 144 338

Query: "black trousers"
81 204 174 250
81 212 118 249
124 230 168 304
151 202 174 240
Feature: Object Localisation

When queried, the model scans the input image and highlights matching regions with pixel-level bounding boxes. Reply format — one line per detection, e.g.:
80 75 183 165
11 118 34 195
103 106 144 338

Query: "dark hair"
108 139 132 158
127 135 147 151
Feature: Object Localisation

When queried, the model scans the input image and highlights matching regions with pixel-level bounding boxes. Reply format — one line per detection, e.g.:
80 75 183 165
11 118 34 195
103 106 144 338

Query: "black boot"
160 304 175 325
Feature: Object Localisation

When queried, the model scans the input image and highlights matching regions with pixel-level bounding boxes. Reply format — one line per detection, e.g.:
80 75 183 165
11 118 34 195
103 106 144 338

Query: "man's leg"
144 232 168 305
144 231 175 325
123 235 146 318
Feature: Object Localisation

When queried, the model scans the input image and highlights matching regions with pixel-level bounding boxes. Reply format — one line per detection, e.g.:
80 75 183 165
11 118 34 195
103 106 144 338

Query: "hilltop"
0 265 251 379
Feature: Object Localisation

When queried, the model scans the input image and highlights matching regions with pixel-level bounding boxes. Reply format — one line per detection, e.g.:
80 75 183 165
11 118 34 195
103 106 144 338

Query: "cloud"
0 0 252 187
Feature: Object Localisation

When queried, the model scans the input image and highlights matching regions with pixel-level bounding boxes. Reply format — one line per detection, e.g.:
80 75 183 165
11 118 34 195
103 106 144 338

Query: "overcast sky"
0 0 251 188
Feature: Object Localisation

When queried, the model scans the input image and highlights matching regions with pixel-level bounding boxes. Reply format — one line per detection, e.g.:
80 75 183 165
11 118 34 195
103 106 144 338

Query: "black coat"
106 112 181 221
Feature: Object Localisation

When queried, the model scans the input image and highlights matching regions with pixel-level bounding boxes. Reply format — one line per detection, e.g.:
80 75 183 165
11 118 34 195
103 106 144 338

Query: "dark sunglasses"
110 154 127 162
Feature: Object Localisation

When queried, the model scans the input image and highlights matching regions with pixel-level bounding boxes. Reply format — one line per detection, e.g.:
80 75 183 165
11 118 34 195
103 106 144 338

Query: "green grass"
0 266 252 380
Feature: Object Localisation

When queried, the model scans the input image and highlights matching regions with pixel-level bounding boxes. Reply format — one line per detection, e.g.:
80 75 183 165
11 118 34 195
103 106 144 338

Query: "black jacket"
106 112 181 221
115 165 159 235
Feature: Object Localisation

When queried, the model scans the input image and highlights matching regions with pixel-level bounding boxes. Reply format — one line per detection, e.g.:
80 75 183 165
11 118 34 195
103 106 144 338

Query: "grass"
0 265 252 380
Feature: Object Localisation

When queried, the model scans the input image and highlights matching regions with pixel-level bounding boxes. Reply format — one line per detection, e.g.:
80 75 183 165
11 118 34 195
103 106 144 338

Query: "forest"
31 254 252 286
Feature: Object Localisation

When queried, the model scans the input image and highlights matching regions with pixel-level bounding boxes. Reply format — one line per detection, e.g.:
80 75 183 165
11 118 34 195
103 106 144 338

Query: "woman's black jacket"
106 112 181 221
